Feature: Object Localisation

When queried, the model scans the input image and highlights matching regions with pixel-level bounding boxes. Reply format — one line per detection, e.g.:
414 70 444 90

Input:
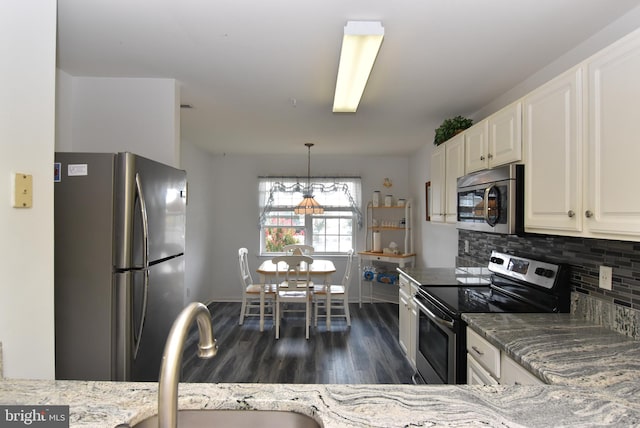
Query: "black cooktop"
416 285 554 316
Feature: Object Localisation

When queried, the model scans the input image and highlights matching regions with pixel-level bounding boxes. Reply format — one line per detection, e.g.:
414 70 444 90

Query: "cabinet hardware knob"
480 155 485 161
488 153 493 159
585 210 593 218
567 210 575 218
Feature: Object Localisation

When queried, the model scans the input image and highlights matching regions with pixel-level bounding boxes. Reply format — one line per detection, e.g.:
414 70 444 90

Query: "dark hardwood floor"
181 302 416 384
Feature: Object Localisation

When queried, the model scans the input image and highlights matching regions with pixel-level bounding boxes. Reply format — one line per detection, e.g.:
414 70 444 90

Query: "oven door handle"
414 297 455 330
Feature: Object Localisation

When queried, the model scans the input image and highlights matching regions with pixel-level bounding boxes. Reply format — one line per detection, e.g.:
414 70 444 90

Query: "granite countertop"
397 267 490 286
3 379 640 427
463 313 640 389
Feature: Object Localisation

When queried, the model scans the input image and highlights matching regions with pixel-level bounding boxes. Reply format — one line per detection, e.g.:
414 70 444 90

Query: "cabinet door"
464 121 489 173
488 101 522 167
444 134 465 224
398 289 410 356
523 66 583 233
408 297 417 368
430 144 446 223
586 30 640 238
467 354 498 385
500 354 543 385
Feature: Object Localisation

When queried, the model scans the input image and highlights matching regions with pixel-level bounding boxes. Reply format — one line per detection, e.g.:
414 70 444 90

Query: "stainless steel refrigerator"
54 152 187 381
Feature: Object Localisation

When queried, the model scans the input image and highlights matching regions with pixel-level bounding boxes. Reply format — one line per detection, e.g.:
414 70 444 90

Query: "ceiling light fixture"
294 143 324 215
332 21 384 113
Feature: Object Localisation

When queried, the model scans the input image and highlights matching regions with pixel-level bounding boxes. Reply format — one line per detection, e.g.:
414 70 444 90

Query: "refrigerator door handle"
133 269 149 358
136 172 150 270
133 173 150 358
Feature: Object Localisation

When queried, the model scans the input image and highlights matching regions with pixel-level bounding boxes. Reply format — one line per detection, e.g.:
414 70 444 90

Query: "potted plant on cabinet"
433 116 473 145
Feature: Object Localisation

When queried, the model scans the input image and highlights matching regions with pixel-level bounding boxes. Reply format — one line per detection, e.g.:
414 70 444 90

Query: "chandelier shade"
295 143 324 215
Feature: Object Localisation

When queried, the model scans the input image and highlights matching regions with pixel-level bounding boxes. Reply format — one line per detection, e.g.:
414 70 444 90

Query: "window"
259 177 362 255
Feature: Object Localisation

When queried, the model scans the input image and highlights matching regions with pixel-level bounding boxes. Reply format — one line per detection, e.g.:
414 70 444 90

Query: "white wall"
408 134 459 268
473 5 640 122
202 153 412 303
55 76 181 167
181 141 216 304
0 0 56 379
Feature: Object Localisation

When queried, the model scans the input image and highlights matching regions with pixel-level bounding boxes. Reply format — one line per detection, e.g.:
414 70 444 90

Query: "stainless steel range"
413 251 570 384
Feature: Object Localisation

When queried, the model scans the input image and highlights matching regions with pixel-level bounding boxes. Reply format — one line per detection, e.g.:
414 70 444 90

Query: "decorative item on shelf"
383 177 392 188
385 194 393 207
376 271 398 285
383 241 399 255
434 115 473 145
397 198 405 207
372 190 380 207
363 266 377 281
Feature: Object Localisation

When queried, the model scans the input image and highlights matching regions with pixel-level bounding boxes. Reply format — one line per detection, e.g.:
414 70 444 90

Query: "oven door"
414 294 457 384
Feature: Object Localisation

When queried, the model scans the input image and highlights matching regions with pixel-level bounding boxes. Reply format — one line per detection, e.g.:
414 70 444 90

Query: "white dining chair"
238 247 275 329
272 255 314 339
283 244 314 256
314 248 354 328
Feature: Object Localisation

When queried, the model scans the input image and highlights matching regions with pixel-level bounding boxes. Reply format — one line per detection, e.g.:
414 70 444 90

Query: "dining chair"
283 244 314 256
272 255 314 339
238 247 275 329
314 248 354 328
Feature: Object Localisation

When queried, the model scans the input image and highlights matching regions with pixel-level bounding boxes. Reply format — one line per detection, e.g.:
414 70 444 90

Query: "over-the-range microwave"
456 164 524 235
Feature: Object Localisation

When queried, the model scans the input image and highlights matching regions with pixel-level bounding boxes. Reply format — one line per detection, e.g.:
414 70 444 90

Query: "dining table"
256 259 337 332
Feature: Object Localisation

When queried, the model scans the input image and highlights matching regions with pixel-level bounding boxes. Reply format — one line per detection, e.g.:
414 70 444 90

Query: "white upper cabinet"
430 133 465 224
465 101 522 173
523 66 583 233
444 135 465 224
585 29 640 239
430 143 446 223
464 121 489 173
523 28 640 241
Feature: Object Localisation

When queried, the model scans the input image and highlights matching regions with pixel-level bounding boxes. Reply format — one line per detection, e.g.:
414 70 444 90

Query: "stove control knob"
535 267 554 278
490 257 504 265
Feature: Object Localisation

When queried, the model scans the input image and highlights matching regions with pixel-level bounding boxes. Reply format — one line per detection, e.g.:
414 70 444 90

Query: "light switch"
13 173 33 208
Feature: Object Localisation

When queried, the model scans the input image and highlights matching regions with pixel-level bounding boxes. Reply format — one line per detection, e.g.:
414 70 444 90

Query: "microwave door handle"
133 173 150 358
483 184 498 227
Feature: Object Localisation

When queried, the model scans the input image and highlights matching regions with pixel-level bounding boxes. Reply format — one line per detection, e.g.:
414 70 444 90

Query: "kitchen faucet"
158 302 218 428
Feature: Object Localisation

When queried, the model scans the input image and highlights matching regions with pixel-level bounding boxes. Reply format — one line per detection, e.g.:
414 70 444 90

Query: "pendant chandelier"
294 143 324 215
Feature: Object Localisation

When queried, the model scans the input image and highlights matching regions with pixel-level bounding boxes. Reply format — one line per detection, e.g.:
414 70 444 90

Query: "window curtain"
258 176 362 228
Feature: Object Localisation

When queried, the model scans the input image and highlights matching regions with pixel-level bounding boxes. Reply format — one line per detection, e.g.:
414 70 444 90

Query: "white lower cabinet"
398 275 417 368
467 353 498 385
500 353 543 386
466 327 543 385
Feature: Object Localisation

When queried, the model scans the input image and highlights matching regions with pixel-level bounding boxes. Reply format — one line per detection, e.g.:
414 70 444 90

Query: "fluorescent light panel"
333 21 384 113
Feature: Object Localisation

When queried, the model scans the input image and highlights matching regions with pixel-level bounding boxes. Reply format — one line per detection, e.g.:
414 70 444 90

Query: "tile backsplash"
457 230 640 338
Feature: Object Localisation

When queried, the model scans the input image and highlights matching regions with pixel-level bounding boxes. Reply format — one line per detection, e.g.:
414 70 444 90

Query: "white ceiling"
56 0 640 156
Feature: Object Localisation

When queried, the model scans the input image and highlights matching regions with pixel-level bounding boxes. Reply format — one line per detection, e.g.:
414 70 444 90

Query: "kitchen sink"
131 409 322 428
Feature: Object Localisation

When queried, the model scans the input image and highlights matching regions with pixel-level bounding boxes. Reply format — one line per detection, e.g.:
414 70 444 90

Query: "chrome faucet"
158 302 218 428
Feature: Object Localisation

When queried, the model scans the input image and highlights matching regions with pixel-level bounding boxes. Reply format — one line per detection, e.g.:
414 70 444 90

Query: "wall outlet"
464 240 470 254
599 266 612 290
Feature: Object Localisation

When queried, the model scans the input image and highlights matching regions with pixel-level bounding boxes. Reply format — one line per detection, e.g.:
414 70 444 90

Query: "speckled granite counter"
463 313 640 389
3 379 640 427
